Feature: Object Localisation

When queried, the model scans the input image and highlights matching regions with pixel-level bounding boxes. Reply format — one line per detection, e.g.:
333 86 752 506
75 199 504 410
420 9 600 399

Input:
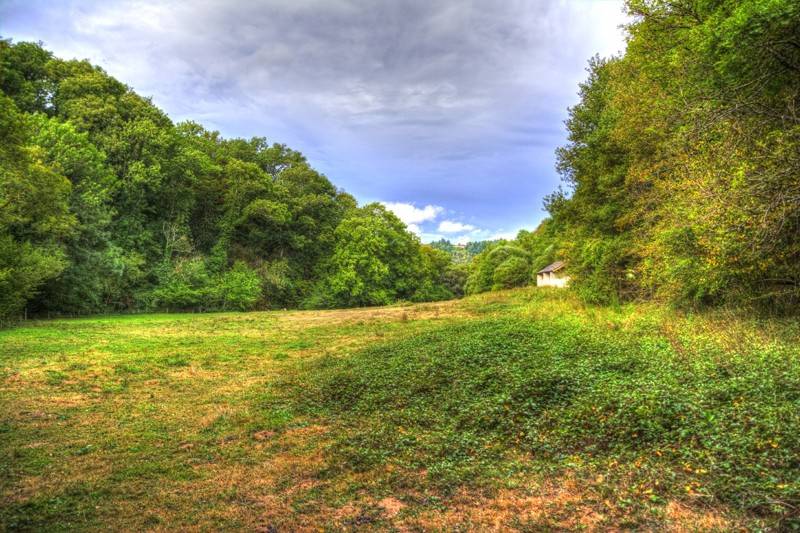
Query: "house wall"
536 271 570 288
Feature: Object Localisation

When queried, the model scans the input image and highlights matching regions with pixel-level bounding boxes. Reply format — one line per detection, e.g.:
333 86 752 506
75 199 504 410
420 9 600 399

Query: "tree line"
0 40 463 320
3 0 798 319
466 0 800 312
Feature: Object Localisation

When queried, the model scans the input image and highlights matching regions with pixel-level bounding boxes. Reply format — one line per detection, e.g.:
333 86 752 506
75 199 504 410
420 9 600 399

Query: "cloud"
420 232 445 242
437 220 475 233
485 230 520 241
446 228 519 245
406 223 422 235
451 234 475 245
381 201 443 225
0 0 630 238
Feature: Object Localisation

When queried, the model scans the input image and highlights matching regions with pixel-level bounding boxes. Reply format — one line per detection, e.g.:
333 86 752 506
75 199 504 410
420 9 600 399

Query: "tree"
0 40 458 319
0 94 74 318
313 203 425 307
466 244 531 295
25 114 118 313
546 0 800 309
493 256 531 290
413 246 456 301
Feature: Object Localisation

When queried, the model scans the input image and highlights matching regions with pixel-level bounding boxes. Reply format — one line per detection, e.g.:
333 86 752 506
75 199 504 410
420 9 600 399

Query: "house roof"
537 261 565 274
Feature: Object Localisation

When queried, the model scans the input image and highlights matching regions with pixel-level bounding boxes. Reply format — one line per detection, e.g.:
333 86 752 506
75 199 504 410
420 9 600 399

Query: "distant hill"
428 238 498 263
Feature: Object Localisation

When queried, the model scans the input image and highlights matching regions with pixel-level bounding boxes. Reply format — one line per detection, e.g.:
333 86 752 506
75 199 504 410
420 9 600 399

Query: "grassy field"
2 288 799 531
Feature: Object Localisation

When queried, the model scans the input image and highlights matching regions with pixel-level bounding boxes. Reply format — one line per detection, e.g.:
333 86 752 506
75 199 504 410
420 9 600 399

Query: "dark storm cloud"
0 0 629 241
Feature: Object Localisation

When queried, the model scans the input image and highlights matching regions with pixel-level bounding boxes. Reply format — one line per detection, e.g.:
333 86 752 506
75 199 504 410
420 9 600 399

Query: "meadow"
1 288 798 531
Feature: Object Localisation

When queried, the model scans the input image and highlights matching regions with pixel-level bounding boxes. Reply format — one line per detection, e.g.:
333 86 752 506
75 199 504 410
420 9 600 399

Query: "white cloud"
406 223 422 235
0 0 630 238
452 233 477 245
381 202 443 225
449 228 519 245
419 233 445 243
437 220 475 233
425 220 507 244
486 230 519 241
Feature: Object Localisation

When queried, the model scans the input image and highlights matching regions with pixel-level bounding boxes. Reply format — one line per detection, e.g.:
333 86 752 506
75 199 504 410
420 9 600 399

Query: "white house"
536 261 569 288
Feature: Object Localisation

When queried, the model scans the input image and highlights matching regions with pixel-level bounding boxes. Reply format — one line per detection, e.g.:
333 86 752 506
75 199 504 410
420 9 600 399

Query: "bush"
149 257 210 311
466 244 530 294
442 263 469 297
492 256 530 290
149 259 262 311
209 261 262 311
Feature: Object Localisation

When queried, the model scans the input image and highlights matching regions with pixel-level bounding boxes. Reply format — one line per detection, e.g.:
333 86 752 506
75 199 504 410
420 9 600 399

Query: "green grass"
1 289 798 530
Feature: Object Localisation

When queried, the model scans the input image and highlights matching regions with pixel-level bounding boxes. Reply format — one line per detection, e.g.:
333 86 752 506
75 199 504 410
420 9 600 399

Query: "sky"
0 0 630 244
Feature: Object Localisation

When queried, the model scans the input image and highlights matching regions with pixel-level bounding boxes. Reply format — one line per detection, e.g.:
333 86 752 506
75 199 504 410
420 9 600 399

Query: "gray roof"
537 261 565 274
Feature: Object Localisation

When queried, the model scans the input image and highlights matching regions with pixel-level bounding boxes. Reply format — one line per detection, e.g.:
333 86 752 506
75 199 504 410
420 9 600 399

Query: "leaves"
0 40 456 319
547 0 800 310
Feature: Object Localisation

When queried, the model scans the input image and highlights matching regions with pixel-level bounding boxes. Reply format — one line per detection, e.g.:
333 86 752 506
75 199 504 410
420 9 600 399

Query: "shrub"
209 261 262 311
466 244 530 294
149 257 210 311
492 256 530 290
442 263 469 297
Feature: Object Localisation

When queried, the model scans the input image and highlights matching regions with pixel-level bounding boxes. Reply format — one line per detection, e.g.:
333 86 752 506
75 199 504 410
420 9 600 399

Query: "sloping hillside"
1 288 798 530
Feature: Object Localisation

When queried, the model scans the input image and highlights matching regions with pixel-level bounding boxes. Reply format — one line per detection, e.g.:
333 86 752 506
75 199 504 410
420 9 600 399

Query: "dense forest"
2 0 799 320
468 0 800 312
0 40 466 320
550 0 800 309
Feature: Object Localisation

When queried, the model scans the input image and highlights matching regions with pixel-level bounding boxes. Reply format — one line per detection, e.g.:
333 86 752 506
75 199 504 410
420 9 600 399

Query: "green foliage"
293 300 800 523
492 255 530 290
441 262 469 298
147 259 262 312
466 244 530 295
455 220 564 297
0 236 66 319
148 258 211 311
548 0 800 310
312 204 452 307
0 40 454 319
0 40 53 113
412 246 456 302
25 114 118 314
0 91 74 320
211 261 262 311
429 239 496 264
515 219 558 272
568 235 633 305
